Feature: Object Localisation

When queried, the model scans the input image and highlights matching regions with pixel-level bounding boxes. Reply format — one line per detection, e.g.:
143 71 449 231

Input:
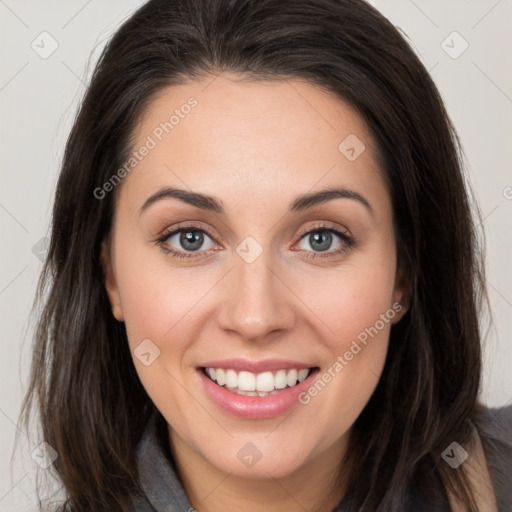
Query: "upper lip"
198 358 317 373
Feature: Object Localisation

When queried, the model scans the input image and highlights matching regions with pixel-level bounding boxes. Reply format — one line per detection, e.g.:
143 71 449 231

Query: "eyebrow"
139 185 374 217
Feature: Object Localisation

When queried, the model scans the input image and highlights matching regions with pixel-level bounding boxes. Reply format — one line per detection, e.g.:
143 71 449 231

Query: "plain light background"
1 1 511 510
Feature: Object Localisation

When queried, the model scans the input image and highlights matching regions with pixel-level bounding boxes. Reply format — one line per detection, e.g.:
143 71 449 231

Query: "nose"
215 244 296 343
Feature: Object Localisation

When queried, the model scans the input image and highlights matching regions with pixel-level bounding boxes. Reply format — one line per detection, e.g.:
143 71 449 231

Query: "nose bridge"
217 235 294 340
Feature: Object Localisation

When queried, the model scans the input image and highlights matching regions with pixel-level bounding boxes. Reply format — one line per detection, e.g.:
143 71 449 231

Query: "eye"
156 223 219 260
294 223 355 260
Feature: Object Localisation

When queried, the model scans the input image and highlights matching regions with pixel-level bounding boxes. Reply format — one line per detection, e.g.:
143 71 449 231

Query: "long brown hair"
19 0 489 510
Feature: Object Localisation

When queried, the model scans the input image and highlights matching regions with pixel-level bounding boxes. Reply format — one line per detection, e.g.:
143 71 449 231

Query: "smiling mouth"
201 366 319 397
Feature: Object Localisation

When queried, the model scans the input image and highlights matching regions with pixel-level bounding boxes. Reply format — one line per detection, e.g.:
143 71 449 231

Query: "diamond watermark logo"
134 338 161 366
31 237 50 262
338 134 366 161
237 442 263 468
441 31 469 59
442 442 468 469
31 442 58 469
31 32 59 59
236 236 263 264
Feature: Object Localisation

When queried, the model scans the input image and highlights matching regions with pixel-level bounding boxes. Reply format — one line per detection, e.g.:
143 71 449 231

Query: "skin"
102 72 410 512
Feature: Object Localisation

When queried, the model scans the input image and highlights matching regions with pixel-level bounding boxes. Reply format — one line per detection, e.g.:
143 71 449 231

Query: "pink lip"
197 365 320 420
199 358 314 373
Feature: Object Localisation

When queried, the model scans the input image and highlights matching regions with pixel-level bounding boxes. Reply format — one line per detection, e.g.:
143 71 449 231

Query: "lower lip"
197 368 319 419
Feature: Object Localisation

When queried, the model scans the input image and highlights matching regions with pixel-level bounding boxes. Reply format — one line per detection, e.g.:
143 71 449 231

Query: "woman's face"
103 72 407 480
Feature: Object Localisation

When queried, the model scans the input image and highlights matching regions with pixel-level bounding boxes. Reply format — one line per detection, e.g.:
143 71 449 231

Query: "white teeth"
238 371 256 391
286 369 298 387
215 368 225 385
256 371 274 392
298 369 309 382
225 369 237 388
274 370 288 389
205 367 313 393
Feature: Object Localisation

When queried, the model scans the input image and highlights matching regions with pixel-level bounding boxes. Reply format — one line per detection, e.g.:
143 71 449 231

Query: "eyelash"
155 221 356 261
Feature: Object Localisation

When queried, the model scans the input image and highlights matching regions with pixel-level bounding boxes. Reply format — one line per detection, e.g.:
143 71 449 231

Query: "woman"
20 0 512 511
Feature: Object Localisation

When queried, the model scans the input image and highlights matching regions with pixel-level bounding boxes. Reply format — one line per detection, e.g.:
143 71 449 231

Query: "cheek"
310 279 393 393
111 215 204 339
113 242 229 408
114 252 208 417
294 240 397 409
310 243 397 350
117 258 205 352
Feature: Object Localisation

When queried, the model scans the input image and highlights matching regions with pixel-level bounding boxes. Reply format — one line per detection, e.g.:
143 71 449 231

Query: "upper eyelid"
296 222 350 239
158 222 219 242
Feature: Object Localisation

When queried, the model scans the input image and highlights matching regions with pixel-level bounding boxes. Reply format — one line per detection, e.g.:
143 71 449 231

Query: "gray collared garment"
129 404 512 512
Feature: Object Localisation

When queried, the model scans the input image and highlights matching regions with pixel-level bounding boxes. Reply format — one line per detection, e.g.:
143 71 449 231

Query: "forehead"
120 72 389 217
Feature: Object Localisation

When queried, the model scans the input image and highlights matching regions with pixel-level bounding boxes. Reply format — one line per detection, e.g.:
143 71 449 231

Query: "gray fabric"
476 404 512 512
129 411 193 511
129 404 512 511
